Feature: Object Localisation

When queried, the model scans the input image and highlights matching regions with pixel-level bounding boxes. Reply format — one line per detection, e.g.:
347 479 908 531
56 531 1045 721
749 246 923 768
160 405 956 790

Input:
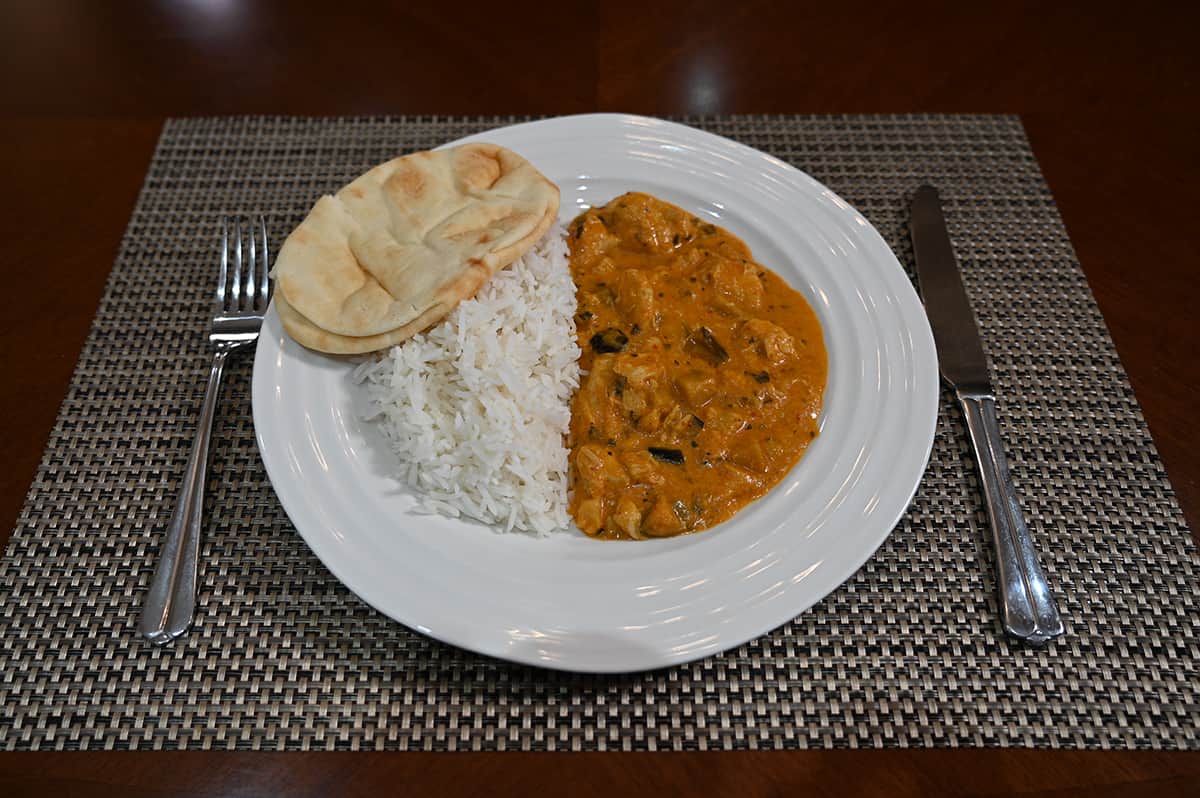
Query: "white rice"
353 224 580 534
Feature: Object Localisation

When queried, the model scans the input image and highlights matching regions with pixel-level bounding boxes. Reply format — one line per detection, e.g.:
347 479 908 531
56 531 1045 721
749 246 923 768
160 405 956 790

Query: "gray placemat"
2 115 1197 751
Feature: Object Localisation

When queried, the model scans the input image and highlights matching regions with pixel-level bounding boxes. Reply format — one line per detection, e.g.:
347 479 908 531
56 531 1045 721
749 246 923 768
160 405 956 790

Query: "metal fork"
139 217 271 645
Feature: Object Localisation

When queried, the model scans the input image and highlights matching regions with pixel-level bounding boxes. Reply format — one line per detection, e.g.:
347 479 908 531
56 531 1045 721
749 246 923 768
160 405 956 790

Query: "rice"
353 224 580 534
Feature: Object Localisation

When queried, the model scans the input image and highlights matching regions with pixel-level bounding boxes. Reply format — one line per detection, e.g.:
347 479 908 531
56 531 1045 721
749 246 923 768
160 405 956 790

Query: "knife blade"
910 186 991 391
910 185 1064 644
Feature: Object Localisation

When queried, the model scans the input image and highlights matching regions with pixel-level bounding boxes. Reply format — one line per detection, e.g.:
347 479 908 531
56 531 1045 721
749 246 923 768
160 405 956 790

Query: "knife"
910 185 1064 644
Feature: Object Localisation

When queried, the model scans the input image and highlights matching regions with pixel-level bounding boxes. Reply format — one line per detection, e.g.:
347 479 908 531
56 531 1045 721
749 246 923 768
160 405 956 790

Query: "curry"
567 192 827 539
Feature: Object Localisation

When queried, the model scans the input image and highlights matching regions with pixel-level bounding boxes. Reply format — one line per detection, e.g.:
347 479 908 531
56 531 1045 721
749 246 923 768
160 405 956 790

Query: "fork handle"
139 348 230 644
958 390 1064 644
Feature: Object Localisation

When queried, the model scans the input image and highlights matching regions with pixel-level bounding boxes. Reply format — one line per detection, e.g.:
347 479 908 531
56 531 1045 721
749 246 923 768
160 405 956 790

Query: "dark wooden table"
1 1 1197 795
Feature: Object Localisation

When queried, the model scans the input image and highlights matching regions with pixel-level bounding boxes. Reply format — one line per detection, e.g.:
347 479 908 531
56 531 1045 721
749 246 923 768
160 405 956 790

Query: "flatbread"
274 287 459 356
272 143 558 349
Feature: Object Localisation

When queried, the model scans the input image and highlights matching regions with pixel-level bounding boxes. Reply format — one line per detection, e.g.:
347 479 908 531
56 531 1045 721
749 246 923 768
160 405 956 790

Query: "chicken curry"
567 192 827 539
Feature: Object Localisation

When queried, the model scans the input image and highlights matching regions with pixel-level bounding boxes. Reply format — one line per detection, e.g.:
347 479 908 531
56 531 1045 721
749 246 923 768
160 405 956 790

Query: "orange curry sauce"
567 192 827 539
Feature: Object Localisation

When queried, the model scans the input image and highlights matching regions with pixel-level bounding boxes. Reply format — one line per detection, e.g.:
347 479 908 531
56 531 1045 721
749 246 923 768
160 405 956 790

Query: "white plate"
252 114 939 673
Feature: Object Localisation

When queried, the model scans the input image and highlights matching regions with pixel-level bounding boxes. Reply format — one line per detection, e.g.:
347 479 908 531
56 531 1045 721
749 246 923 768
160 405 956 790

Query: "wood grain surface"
1 1 1196 794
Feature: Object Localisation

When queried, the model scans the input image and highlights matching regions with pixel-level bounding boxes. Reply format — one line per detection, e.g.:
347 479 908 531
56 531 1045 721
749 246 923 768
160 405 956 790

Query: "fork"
139 217 271 645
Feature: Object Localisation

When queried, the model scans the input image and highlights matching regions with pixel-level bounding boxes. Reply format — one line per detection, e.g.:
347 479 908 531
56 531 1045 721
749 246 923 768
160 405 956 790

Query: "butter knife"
910 185 1064 644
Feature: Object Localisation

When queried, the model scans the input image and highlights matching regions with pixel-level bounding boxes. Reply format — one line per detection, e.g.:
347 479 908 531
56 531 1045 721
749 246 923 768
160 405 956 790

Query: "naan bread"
274 290 451 355
272 143 558 350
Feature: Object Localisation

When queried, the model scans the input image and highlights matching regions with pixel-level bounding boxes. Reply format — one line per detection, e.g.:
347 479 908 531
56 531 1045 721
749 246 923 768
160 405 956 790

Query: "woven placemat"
2 115 1197 751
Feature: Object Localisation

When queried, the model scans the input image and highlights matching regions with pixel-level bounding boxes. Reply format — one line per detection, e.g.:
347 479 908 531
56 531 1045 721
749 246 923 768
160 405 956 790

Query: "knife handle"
957 390 1065 644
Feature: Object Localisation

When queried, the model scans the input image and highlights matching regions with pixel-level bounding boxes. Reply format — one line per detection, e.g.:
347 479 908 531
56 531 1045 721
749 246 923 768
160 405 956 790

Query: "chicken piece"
607 195 688 254
671 246 706 270
612 352 664 385
629 374 696 433
574 498 604 534
751 380 787 408
658 403 690 437
643 498 687 537
718 461 766 492
614 268 656 329
652 403 703 438
629 401 681 435
705 409 748 440
740 319 798 365
727 440 769 473
676 369 718 408
572 214 619 265
620 450 667 486
612 492 644 538
611 352 666 422
577 357 620 440
635 406 666 434
617 381 646 417
697 256 763 314
573 444 627 498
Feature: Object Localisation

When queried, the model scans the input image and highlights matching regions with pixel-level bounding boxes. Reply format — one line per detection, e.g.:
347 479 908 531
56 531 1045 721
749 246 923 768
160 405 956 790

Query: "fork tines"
217 216 271 314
